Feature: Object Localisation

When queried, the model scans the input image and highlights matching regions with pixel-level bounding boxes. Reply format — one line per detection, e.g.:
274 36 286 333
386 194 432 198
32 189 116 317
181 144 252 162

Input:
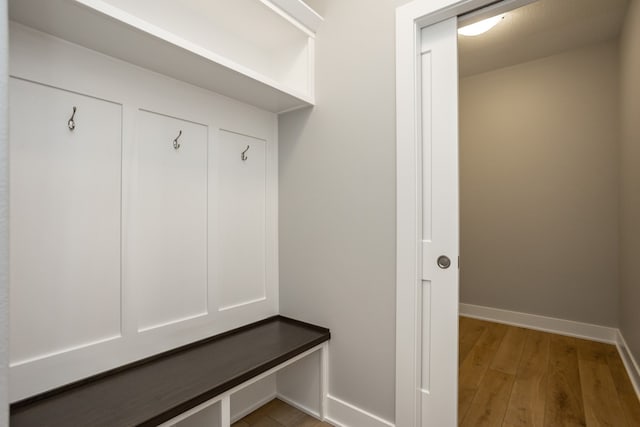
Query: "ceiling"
458 0 630 77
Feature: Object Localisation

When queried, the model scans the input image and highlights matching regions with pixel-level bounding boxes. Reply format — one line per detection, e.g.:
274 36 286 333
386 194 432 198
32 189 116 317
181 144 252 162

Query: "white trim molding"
616 331 640 399
261 0 323 35
459 303 618 343
325 395 395 427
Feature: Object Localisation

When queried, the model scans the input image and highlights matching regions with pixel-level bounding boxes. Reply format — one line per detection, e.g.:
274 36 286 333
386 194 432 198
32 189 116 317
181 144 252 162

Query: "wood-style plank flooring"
459 317 640 426
233 399 333 427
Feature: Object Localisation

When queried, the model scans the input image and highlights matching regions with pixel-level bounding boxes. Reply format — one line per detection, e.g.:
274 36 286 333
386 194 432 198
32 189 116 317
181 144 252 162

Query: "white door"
418 16 460 426
396 16 459 427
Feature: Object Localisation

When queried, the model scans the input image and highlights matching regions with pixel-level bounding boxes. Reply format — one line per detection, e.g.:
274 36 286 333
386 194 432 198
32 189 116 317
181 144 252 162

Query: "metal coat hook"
173 130 182 150
68 106 77 131
241 145 250 161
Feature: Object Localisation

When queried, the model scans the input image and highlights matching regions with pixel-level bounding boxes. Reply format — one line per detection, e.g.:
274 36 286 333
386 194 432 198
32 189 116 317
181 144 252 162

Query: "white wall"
0 0 8 424
459 41 621 327
279 0 406 422
619 0 640 362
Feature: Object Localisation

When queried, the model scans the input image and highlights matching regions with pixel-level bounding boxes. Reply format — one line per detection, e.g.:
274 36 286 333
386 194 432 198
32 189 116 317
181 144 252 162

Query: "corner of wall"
618 0 640 368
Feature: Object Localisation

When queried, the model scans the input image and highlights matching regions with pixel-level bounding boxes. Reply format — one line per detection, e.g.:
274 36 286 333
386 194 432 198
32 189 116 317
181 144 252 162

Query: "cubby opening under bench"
10 316 331 427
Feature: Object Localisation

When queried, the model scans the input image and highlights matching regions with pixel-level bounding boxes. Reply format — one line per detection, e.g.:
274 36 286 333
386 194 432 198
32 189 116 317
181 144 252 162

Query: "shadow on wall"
278 107 313 172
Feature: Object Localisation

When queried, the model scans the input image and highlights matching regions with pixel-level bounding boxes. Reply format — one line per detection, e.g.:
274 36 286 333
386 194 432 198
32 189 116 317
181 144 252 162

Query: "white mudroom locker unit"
5 0 330 425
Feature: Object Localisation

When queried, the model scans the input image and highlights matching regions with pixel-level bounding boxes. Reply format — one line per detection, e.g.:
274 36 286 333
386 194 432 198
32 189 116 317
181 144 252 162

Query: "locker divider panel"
129 110 209 332
9 78 123 365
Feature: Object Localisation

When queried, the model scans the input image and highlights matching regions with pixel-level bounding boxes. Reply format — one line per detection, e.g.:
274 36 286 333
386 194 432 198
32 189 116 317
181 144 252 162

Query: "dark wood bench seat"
10 316 331 427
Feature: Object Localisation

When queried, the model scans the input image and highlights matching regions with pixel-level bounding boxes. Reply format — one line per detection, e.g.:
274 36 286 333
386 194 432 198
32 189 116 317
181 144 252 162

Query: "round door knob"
437 255 451 269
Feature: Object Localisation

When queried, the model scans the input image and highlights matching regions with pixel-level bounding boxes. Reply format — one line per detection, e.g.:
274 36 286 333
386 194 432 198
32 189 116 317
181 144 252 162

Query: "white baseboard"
325 395 394 427
459 303 618 344
275 392 395 427
276 393 321 420
616 331 640 400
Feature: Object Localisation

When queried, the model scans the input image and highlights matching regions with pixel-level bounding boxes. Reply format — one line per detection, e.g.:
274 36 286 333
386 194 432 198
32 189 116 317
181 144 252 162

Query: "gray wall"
459 41 621 326
279 0 405 421
0 0 8 424
619 0 640 361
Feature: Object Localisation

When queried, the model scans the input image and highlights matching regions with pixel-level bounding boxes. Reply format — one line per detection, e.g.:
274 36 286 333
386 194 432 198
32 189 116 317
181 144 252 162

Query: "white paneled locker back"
130 110 208 332
216 130 267 311
9 78 123 366
8 23 279 401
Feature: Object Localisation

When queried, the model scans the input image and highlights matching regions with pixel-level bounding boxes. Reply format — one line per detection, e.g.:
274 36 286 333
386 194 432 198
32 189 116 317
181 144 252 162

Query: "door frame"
395 1 495 425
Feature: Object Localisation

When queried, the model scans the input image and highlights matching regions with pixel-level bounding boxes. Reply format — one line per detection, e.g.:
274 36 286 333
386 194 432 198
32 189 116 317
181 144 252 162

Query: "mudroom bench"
10 316 331 427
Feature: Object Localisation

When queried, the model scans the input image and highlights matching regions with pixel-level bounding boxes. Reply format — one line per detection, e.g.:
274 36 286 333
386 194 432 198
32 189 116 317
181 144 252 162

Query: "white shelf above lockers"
9 0 322 113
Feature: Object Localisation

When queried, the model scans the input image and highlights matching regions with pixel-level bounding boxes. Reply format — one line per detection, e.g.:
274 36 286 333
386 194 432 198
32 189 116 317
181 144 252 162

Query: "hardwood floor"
233 399 333 427
459 317 640 426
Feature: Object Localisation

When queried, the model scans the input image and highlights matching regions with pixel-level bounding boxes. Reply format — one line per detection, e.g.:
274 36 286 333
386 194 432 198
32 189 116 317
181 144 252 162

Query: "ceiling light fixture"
458 15 504 36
